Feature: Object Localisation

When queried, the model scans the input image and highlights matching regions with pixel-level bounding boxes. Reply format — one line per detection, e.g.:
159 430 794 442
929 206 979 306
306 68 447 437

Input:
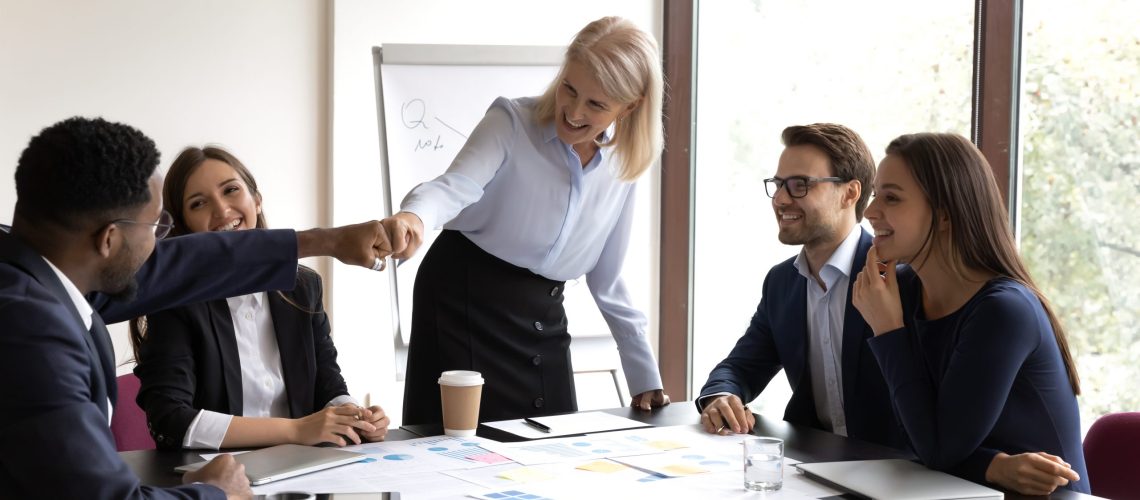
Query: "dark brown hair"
885 132 1080 394
127 146 311 365
163 146 267 237
781 123 876 220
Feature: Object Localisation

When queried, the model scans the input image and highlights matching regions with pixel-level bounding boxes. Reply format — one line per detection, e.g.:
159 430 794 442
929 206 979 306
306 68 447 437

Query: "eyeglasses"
112 209 175 239
763 176 845 199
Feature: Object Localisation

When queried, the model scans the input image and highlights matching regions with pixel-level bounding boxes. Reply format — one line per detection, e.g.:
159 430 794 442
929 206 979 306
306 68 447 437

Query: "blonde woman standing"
383 17 669 425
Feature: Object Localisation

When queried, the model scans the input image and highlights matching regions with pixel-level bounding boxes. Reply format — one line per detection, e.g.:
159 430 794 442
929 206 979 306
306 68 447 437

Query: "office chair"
574 368 626 409
1083 411 1140 499
109 373 156 451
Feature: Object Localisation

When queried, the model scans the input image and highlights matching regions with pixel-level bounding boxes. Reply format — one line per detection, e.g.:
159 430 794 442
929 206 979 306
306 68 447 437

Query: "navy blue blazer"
135 267 351 449
0 229 298 499
697 230 907 449
870 270 1089 492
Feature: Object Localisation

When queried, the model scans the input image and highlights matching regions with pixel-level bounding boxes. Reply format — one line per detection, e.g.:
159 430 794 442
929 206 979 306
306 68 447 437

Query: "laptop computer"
174 444 366 485
795 459 1004 500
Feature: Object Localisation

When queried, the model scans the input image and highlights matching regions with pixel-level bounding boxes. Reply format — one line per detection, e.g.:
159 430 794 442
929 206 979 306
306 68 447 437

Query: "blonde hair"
534 16 663 181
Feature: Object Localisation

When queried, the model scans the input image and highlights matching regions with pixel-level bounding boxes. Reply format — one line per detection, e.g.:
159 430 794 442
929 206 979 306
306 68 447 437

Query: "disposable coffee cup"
438 370 484 437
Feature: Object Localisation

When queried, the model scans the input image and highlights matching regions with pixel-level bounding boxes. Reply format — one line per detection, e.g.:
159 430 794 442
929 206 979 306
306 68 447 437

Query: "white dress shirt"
792 224 863 437
183 292 356 449
41 257 113 425
400 96 662 396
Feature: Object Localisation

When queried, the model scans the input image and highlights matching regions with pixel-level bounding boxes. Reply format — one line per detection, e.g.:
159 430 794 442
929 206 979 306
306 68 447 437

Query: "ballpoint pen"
523 418 551 433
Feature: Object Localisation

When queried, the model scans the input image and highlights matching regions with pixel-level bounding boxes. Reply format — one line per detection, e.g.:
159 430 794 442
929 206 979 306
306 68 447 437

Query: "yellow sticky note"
663 463 709 476
576 460 628 473
646 440 687 451
497 467 555 482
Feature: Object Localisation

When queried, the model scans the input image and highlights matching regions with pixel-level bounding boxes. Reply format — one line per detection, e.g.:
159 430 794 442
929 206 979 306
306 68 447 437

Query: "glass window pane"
692 0 973 415
1019 0 1140 434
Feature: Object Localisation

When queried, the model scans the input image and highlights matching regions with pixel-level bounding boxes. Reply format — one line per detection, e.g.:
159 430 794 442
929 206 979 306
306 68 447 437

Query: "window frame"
657 0 1022 398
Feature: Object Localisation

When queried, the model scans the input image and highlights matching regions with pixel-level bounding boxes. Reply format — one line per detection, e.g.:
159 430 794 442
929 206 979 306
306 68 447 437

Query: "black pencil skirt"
401 230 576 425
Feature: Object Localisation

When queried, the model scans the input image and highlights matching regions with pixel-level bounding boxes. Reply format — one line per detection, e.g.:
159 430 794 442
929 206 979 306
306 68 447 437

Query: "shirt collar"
827 224 865 279
542 118 613 175
540 119 614 146
41 257 93 330
541 119 559 143
793 224 865 287
227 291 265 309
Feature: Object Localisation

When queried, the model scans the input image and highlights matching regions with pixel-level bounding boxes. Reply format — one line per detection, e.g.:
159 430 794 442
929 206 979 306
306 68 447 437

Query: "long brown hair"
885 133 1080 394
127 146 310 364
163 146 267 237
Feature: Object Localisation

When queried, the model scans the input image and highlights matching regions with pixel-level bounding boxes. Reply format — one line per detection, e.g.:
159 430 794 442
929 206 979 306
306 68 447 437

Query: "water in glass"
744 452 783 491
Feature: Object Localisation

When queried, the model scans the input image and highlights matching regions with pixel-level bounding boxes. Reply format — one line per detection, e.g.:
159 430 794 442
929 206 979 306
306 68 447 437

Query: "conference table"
122 402 1099 499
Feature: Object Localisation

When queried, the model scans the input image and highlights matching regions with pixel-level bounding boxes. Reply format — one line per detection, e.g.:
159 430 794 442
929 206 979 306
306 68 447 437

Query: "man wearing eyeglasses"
695 124 906 450
0 117 391 499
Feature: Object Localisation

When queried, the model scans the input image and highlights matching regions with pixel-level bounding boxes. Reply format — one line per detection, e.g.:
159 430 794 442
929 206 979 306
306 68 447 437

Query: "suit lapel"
207 299 244 414
0 234 90 338
88 313 118 407
787 272 809 385
777 267 822 424
0 233 113 419
74 320 111 421
268 291 304 418
840 230 873 407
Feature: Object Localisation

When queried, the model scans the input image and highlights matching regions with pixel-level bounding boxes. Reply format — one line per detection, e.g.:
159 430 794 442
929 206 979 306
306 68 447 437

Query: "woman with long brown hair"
131 146 389 450
853 133 1087 495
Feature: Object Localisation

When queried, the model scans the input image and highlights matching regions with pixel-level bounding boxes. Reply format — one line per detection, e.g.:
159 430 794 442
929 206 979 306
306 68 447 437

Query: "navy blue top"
868 271 1089 493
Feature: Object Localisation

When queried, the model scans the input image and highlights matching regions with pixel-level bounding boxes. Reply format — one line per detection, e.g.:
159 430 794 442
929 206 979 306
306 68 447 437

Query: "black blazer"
0 228 299 499
697 230 908 450
135 267 350 450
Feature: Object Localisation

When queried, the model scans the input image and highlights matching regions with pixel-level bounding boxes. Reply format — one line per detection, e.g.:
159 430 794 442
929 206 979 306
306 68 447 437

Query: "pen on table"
523 418 551 433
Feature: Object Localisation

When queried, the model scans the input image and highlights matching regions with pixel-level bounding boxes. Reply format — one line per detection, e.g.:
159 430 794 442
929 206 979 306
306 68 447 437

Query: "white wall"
0 0 663 426
329 0 662 424
0 0 329 370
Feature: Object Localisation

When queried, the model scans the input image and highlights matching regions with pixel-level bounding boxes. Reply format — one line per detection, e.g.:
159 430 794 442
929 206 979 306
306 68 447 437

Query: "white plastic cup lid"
438 370 484 386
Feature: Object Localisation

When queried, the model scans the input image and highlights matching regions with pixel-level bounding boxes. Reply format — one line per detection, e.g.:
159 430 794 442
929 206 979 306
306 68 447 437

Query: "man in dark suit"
0 117 391 499
696 124 905 450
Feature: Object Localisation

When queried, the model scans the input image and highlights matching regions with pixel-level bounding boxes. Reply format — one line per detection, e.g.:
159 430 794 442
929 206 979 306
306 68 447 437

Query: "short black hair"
15 116 160 228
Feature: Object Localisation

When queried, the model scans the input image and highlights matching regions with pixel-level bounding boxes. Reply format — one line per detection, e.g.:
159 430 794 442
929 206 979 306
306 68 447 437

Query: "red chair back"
1084 411 1140 499
109 373 156 451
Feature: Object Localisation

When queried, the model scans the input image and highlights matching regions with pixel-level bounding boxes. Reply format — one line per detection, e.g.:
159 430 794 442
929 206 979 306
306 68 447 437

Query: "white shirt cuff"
696 392 734 412
183 410 234 450
326 395 360 408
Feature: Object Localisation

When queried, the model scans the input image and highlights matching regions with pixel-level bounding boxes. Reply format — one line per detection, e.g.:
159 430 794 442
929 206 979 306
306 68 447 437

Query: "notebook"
174 444 366 485
795 459 1004 500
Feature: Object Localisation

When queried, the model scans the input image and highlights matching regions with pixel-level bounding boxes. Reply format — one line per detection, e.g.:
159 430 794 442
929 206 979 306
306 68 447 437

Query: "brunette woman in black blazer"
132 146 389 450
